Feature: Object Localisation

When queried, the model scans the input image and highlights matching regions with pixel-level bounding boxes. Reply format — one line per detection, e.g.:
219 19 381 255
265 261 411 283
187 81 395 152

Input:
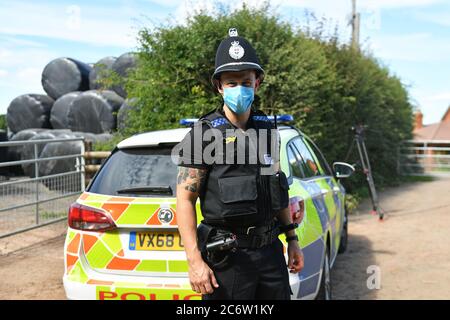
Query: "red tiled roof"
414 121 450 140
441 106 450 123
413 106 450 141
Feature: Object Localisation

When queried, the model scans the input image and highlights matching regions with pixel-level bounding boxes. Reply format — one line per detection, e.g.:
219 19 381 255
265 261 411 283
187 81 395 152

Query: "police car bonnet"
212 28 265 84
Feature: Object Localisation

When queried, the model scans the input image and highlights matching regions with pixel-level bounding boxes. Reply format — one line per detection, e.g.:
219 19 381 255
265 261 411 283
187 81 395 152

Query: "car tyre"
338 206 348 254
316 246 332 300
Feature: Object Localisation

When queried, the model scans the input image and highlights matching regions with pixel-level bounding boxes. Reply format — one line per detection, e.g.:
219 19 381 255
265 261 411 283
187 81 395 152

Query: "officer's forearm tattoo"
177 167 207 193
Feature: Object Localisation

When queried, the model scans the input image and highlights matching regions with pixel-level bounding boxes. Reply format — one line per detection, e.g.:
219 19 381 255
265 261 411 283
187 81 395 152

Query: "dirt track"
0 222 66 300
0 177 449 300
332 176 450 299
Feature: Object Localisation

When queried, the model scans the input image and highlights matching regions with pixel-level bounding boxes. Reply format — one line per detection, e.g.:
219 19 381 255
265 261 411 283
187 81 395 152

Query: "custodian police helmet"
212 28 265 86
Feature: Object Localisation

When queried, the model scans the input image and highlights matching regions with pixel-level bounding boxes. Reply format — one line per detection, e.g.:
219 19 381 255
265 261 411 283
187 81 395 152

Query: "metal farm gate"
0 137 85 238
398 140 450 176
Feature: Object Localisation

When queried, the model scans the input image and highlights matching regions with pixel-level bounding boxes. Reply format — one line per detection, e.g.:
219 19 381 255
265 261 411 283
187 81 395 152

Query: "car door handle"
332 187 340 192
320 189 329 195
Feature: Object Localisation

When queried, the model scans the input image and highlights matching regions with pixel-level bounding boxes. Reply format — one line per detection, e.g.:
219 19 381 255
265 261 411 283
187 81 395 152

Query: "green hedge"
0 114 6 130
100 5 414 196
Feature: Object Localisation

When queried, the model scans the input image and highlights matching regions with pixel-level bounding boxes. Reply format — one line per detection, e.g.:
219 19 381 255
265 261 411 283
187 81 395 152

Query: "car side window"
292 137 321 178
287 144 304 178
303 137 333 177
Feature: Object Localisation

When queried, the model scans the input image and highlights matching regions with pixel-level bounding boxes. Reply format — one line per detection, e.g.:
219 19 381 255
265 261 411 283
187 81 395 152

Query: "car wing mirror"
333 162 355 179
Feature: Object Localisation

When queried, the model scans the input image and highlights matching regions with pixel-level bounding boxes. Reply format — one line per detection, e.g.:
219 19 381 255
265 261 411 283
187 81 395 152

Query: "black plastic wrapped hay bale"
70 130 97 143
67 91 115 133
39 130 91 178
39 131 113 190
21 129 71 177
89 56 117 90
7 128 48 176
111 52 138 98
95 90 124 130
49 91 81 129
6 94 54 134
38 132 83 188
117 97 140 133
96 90 124 113
41 57 92 100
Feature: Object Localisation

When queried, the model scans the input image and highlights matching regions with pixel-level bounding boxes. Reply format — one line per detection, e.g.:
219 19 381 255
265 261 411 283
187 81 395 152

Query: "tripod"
345 124 383 220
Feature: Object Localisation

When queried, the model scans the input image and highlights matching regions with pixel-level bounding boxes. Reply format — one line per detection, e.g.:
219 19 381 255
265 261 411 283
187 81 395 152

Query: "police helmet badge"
229 41 245 60
229 28 238 37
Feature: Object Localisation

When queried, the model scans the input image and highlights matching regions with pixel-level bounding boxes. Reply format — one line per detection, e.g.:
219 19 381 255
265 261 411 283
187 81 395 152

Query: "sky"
0 0 449 125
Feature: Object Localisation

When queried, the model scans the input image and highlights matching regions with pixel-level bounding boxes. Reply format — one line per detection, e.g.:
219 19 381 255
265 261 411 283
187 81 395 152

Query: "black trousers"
202 238 292 300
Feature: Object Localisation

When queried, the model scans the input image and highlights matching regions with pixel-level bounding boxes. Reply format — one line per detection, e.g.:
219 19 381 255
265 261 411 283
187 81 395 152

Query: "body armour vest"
197 109 289 228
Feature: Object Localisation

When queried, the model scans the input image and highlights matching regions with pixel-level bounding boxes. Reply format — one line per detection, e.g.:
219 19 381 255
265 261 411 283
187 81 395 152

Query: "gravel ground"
0 176 449 300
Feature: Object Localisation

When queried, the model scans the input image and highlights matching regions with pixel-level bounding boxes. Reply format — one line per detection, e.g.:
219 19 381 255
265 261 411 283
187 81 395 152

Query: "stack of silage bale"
7 128 113 179
3 52 138 178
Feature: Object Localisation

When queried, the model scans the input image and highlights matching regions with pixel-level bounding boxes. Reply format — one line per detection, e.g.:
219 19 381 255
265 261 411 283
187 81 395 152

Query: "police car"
63 115 354 300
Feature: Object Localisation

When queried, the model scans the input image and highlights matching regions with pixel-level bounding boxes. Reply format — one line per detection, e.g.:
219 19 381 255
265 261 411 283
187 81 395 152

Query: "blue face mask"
223 86 255 114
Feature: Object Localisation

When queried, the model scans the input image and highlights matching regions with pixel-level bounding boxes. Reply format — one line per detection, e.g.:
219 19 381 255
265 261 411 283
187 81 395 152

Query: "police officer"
176 28 304 300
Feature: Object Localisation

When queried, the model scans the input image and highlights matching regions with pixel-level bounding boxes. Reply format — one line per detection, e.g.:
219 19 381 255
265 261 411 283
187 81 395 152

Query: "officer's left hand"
287 241 304 273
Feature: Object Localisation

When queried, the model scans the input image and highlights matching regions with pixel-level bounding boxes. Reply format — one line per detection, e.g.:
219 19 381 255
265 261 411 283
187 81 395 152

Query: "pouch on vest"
269 171 289 212
217 175 258 222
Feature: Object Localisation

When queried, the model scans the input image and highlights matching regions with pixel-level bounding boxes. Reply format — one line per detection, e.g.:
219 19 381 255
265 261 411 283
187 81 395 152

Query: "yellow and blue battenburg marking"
179 114 294 126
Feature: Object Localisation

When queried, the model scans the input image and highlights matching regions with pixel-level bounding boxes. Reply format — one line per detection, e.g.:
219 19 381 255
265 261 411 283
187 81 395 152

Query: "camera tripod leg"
356 136 382 219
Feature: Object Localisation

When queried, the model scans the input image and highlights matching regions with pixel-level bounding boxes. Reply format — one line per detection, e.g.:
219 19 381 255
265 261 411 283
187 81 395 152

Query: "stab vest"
198 109 289 228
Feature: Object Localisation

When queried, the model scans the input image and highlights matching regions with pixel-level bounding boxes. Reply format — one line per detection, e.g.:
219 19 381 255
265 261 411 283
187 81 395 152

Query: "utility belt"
197 219 284 269
226 220 281 248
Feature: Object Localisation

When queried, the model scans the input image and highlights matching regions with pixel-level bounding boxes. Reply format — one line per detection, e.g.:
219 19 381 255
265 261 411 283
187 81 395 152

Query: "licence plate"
129 231 184 251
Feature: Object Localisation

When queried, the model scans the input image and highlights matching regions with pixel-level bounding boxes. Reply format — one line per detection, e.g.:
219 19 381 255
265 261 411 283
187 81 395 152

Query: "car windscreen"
87 146 178 197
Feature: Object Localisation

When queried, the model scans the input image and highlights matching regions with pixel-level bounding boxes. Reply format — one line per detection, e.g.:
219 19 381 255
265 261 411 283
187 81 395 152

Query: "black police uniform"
177 29 292 300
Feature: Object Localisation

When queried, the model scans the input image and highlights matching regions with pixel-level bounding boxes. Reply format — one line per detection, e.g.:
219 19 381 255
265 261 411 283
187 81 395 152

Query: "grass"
40 211 66 220
0 114 6 130
92 133 124 152
399 175 435 183
345 186 370 215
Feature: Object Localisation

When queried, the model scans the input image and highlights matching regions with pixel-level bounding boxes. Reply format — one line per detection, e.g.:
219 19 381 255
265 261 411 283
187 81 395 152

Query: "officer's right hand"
188 258 219 294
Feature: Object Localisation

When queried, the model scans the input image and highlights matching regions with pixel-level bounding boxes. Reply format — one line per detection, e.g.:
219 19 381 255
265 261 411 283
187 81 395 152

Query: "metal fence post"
82 142 86 191
79 139 86 192
34 143 39 226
